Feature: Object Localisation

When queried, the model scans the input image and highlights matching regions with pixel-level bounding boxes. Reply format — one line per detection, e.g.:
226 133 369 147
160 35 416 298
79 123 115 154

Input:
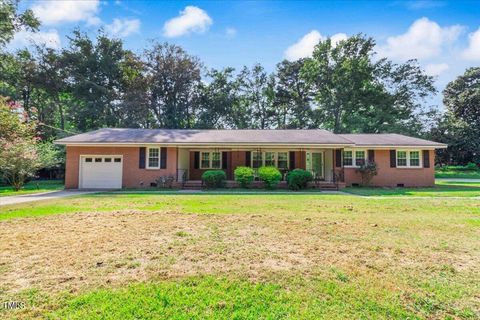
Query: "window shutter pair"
139 147 167 169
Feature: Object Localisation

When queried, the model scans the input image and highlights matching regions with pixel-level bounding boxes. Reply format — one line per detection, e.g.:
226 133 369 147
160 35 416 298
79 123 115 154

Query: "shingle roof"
338 134 447 148
55 128 354 145
55 128 447 148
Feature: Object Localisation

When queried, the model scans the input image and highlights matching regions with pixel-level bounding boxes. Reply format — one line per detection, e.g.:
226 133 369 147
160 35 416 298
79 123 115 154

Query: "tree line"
0 0 479 166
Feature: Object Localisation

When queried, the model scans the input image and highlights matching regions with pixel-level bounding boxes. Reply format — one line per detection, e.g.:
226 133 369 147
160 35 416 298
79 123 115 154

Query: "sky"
11 0 480 110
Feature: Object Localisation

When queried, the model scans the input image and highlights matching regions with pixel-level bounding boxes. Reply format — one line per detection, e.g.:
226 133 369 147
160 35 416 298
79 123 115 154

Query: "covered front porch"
175 147 344 188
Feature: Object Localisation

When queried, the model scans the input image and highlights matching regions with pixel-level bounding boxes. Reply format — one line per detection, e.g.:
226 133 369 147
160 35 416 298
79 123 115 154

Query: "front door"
306 152 324 180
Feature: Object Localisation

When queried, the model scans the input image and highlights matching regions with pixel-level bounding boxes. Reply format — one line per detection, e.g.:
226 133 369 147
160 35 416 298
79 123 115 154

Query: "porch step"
182 180 203 190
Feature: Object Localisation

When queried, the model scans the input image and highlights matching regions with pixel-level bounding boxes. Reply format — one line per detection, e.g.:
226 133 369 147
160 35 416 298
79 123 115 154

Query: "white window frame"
396 150 422 168
250 151 290 169
147 147 160 169
343 149 366 168
200 151 222 169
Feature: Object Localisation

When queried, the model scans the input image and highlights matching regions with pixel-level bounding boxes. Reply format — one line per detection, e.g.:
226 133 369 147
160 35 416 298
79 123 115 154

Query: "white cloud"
163 6 212 38
462 27 480 60
225 27 237 38
31 0 101 25
424 63 449 76
378 17 464 60
284 30 347 61
9 29 61 49
106 18 140 37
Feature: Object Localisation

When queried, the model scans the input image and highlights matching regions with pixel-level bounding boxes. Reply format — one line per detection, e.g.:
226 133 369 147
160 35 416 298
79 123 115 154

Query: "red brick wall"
343 149 435 187
65 146 177 189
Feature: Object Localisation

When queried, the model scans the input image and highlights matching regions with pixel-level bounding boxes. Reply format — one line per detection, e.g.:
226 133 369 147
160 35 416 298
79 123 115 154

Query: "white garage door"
80 156 123 189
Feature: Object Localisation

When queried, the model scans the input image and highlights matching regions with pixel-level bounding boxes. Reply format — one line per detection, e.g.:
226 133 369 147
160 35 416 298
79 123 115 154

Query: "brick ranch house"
55 128 447 190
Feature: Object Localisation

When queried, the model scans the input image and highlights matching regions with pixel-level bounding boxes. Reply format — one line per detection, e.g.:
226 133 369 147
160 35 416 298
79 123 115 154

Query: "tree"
431 67 480 165
444 67 480 129
196 68 239 128
0 98 44 190
143 42 202 128
236 64 276 129
274 59 312 128
62 30 129 131
0 0 39 48
301 34 436 134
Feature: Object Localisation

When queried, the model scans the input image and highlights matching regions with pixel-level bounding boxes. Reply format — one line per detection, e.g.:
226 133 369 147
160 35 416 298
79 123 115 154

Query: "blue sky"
12 0 480 109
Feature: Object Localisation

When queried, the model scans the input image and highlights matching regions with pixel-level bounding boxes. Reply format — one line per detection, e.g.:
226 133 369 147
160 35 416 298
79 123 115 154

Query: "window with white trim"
343 149 366 167
343 150 353 166
147 147 159 168
277 152 288 170
397 150 421 168
200 151 221 169
251 151 289 169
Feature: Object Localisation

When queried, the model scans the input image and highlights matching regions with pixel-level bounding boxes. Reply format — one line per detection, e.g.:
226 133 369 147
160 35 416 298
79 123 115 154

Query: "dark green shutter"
423 150 430 168
245 151 251 166
194 152 200 169
160 147 167 169
335 149 342 167
139 147 146 169
289 151 295 170
368 150 375 163
222 152 228 169
390 150 396 168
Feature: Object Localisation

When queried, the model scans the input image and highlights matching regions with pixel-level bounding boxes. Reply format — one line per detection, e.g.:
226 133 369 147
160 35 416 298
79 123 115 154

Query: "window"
252 151 263 169
85 158 92 163
114 158 121 163
397 151 407 166
211 152 221 169
355 151 366 166
343 149 366 167
148 148 160 168
397 150 421 168
277 152 288 170
104 158 112 162
200 151 221 169
410 151 420 167
343 151 353 166
251 151 289 169
200 152 210 169
265 152 275 166
95 158 102 163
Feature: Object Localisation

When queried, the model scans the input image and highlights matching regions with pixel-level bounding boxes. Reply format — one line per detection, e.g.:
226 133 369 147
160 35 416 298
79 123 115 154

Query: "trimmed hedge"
286 169 313 190
234 166 254 188
258 166 282 189
201 170 226 188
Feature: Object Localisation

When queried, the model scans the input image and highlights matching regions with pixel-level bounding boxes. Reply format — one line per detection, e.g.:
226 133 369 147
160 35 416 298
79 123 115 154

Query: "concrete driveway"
0 190 94 206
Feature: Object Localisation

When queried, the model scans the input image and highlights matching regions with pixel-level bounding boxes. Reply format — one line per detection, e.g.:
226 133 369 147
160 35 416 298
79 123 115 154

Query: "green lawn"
435 170 480 179
344 181 480 197
0 180 64 197
1 193 478 319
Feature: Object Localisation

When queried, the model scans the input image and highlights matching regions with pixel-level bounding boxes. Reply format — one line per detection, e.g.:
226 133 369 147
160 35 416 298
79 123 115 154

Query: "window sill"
396 166 423 169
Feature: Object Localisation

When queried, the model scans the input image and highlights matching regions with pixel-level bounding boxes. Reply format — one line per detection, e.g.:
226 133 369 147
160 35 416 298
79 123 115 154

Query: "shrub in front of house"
201 170 226 188
286 169 313 190
355 162 378 186
258 166 282 189
234 166 254 188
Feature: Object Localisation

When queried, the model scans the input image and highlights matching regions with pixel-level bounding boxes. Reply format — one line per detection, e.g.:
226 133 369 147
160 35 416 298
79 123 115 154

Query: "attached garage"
79 155 123 189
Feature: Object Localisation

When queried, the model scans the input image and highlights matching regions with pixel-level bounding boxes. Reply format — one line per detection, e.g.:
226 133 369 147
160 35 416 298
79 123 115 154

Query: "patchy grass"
435 170 480 179
0 193 479 319
344 181 480 197
0 180 64 197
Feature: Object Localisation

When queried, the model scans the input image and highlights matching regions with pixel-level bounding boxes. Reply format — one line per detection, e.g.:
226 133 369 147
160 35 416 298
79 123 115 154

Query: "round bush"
234 166 254 188
258 166 282 189
286 169 313 190
201 170 226 188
